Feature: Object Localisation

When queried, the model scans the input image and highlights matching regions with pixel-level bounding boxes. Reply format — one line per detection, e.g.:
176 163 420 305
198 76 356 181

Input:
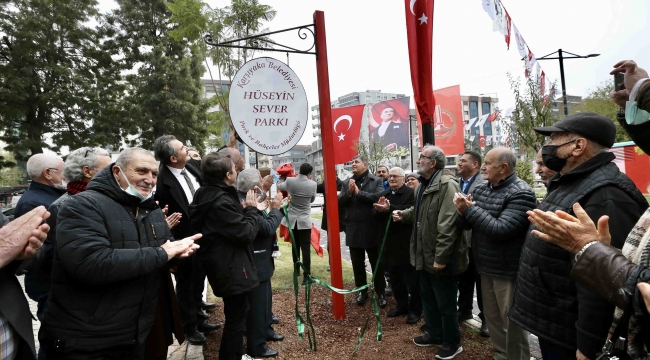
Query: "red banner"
428 85 465 155
331 104 365 165
405 0 435 126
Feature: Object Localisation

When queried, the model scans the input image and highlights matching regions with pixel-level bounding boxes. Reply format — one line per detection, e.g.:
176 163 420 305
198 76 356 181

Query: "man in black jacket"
338 155 387 307
40 148 200 360
236 169 285 358
372 167 421 324
153 135 219 345
509 114 649 360
454 148 536 360
189 151 260 360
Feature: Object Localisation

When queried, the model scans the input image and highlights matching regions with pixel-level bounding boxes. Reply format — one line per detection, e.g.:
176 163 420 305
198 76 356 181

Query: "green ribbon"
281 203 391 354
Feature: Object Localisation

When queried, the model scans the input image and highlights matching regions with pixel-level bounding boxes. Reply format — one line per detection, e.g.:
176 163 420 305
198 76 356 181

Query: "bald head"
218 147 244 173
481 147 517 186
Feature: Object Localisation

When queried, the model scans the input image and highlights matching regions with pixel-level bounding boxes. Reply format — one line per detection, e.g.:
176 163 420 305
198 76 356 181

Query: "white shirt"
166 165 200 204
378 121 391 137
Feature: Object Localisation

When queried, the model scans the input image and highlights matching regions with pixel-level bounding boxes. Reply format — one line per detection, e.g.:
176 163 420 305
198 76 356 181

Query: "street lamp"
536 49 600 116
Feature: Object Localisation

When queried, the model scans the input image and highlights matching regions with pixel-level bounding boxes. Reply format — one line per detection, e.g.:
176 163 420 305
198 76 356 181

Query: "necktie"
180 169 196 197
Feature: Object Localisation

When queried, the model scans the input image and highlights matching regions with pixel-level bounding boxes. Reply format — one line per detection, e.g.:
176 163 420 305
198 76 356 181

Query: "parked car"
3 207 15 221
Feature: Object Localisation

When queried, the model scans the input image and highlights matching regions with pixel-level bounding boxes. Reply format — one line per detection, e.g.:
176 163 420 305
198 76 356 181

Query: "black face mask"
541 139 576 172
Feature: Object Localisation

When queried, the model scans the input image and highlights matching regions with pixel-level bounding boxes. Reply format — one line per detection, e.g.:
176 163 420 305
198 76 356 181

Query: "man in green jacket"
393 144 467 360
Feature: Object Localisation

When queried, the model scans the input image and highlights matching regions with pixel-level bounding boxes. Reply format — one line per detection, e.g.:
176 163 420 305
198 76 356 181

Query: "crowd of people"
2 59 650 360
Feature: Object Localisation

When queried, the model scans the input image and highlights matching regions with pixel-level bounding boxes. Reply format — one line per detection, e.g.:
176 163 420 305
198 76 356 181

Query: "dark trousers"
420 271 461 345
349 246 386 295
538 338 576 360
220 291 250 360
173 256 205 334
44 343 145 360
388 263 422 316
246 280 272 355
35 295 48 360
291 226 312 276
457 248 484 321
266 282 275 338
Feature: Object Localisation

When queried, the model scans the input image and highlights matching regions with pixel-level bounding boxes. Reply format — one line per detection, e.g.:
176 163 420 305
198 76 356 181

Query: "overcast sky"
99 0 650 146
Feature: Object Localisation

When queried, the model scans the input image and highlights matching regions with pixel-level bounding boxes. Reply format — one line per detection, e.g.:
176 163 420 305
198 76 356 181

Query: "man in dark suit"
372 167 421 324
455 151 489 337
153 135 219 345
369 107 409 151
338 155 387 307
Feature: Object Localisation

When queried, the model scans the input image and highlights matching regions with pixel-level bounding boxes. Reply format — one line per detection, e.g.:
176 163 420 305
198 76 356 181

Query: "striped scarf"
611 207 650 359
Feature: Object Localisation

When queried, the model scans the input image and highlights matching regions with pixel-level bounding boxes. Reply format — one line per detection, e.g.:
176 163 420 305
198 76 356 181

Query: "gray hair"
26 153 63 179
153 135 178 166
495 147 517 174
63 147 110 182
389 167 405 177
236 168 261 193
352 154 368 164
115 147 153 169
422 144 446 170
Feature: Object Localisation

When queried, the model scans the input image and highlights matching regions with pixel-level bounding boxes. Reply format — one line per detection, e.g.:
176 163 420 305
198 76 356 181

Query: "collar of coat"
488 173 517 190
548 152 615 189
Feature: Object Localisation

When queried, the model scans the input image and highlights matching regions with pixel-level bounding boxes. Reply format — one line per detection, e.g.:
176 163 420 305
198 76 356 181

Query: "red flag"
331 104 364 165
540 71 546 95
279 223 324 258
405 0 435 126
504 10 512 49
431 85 465 155
479 136 486 148
487 110 501 122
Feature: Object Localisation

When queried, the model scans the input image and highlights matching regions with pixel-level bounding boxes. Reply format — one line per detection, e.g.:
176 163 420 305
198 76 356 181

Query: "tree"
104 0 209 152
504 73 559 156
166 0 276 143
515 158 534 187
0 0 124 160
0 151 26 186
354 138 410 174
571 79 630 143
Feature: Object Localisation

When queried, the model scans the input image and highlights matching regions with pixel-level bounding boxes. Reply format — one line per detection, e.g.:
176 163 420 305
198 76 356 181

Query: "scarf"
66 181 88 195
611 207 650 359
351 169 369 188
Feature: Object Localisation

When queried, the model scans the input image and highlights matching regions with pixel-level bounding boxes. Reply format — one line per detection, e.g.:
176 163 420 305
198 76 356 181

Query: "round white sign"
229 57 308 156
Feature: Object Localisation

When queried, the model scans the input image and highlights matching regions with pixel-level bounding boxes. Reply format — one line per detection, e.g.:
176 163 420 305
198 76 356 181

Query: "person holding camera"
508 105 648 359
528 60 650 359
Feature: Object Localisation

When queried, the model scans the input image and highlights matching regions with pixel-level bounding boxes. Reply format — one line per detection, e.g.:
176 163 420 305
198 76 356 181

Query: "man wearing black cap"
509 112 648 360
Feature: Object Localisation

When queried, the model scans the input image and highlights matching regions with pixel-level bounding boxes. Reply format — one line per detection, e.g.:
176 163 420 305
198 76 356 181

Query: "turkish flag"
405 0 435 126
331 104 364 165
479 136 486 148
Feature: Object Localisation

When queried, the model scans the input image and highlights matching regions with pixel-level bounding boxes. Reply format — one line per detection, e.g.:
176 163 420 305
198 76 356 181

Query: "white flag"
482 0 495 20
503 107 514 118
512 24 528 59
470 136 476 142
475 114 489 128
493 0 508 35
466 117 478 130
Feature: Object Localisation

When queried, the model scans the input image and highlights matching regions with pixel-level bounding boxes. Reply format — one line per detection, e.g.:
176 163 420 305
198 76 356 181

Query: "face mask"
625 78 650 126
115 166 153 202
541 139 576 172
53 180 67 190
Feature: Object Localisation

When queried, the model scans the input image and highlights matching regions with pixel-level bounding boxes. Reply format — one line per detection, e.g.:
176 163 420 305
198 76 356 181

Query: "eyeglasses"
84 148 95 157
388 175 404 179
48 168 61 172
418 154 433 161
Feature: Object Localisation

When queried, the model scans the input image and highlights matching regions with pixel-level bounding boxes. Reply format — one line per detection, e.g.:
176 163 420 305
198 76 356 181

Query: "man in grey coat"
277 163 317 285
338 155 387 307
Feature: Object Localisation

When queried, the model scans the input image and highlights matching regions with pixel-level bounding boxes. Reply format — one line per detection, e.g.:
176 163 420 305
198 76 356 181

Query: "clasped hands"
373 197 391 213
453 193 474 214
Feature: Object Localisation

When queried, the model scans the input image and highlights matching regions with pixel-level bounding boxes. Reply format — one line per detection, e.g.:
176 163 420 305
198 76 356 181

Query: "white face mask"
625 78 650 126
115 166 153 202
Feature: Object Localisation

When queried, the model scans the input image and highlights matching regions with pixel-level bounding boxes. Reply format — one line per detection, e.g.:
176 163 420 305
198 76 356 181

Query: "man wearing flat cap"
509 112 649 360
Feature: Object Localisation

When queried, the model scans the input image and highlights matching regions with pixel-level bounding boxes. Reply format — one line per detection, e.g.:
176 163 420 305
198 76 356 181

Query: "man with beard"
376 165 390 191
154 136 220 345
338 155 387 307
393 145 466 359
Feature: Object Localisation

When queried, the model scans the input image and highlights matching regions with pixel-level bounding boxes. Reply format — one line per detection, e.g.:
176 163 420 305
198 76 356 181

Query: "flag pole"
314 10 345 319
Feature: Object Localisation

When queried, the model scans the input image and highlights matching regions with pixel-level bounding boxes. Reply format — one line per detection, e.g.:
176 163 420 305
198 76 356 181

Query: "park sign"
229 57 308 155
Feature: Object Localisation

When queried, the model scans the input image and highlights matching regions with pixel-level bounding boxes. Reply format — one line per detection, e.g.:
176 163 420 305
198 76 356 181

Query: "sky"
99 0 650 146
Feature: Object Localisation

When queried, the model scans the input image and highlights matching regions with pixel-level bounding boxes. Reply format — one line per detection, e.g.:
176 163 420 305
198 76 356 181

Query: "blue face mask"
625 78 650 126
115 166 154 202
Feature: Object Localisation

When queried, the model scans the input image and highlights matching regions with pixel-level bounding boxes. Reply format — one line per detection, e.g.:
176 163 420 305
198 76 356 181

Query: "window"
483 121 492 136
469 101 478 119
482 102 490 116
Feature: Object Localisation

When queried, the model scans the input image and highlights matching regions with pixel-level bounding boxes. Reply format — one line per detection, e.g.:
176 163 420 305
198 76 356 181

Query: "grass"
645 194 650 203
310 213 322 221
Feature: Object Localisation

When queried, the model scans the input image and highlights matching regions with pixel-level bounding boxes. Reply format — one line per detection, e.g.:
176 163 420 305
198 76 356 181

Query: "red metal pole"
314 10 345 319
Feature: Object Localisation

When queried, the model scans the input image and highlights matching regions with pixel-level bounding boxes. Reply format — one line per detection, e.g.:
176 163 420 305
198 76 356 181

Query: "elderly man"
509 113 648 360
154 135 219 345
534 148 556 187
14 152 65 356
277 163 317 285
372 167 420 324
40 148 200 360
393 145 466 360
0 206 50 360
339 155 387 307
236 169 285 358
454 148 536 360
189 152 260 360
455 151 488 336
